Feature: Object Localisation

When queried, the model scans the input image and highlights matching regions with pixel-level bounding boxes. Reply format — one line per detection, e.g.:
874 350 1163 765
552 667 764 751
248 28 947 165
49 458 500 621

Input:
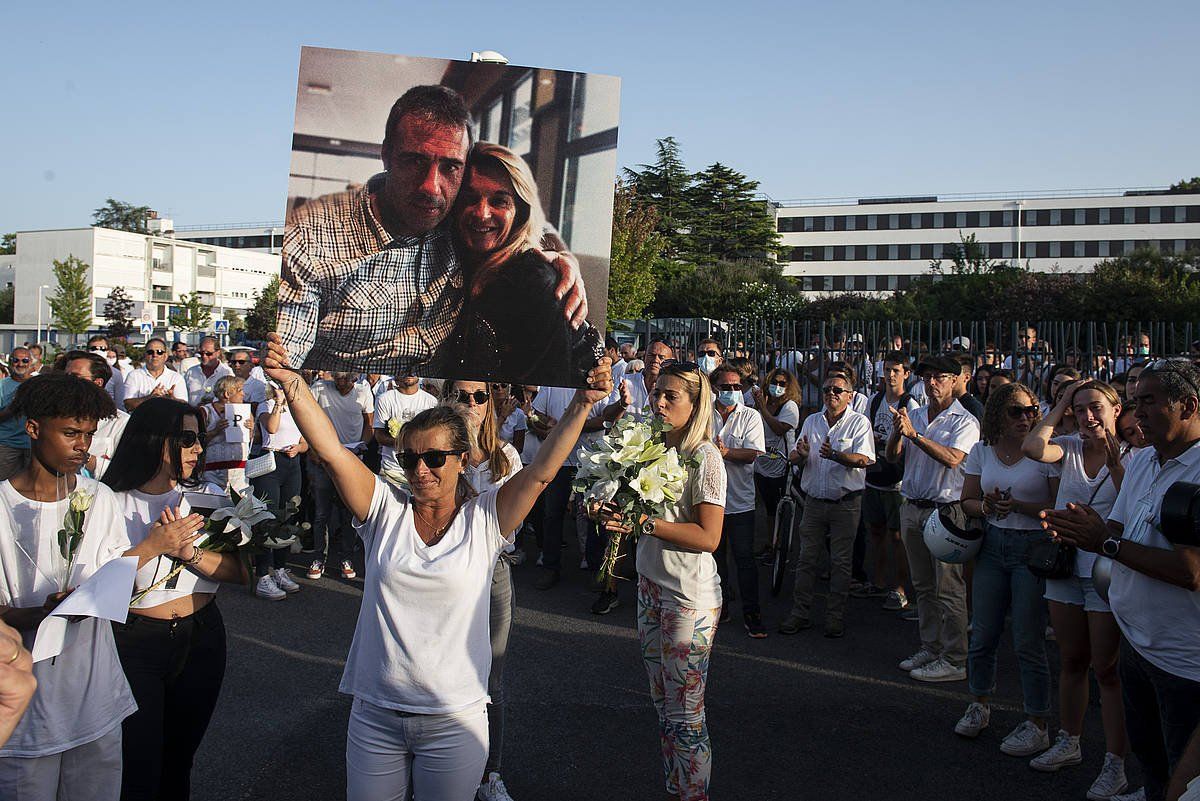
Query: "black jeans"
251 453 303 576
715 510 759 615
538 467 576 571
1119 639 1200 801
113 601 227 801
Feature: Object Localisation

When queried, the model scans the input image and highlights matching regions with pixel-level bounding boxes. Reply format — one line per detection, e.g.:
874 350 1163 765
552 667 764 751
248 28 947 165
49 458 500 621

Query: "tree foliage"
1169 177 1200 193
0 233 14 255
650 260 795 320
103 286 135 340
92 198 151 233
606 182 663 325
623 137 692 261
244 276 280 341
169 293 213 333
49 255 94 336
0 286 12 324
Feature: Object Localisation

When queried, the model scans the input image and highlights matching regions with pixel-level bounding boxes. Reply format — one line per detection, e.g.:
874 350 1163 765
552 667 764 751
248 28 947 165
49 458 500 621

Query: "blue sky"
3 0 1195 231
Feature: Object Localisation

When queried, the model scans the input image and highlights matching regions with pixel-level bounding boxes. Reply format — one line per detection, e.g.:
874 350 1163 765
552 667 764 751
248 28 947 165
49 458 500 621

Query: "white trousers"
0 725 122 801
346 697 488 801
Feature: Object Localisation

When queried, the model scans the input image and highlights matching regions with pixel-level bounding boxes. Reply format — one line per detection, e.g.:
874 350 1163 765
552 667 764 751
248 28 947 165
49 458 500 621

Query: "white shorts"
1045 575 1110 614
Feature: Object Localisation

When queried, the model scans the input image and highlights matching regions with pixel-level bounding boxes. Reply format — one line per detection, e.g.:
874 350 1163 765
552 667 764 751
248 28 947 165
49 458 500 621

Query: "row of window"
789 239 1200 263
185 234 283 250
778 204 1200 233
797 275 917 292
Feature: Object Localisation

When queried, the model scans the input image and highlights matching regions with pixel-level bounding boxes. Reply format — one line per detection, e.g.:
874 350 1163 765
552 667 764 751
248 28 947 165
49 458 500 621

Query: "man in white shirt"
226 346 268 414
620 339 673 422
711 366 767 635
887 355 980 683
123 338 188 410
1046 358 1200 801
59 351 129 482
373 375 438 477
167 340 200 374
605 336 627 389
780 374 875 639
86 335 125 410
183 336 233 407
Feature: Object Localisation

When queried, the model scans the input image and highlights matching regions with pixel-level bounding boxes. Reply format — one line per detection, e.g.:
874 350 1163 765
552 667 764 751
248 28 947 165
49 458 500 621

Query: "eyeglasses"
1143 359 1200 398
228 359 249 366
490 383 509 390
172 430 202 448
700 350 721 357
399 449 464 470
198 350 217 357
822 386 851 396
1006 405 1040 420
928 372 958 383
716 383 741 391
145 349 167 356
88 345 107 353
770 379 789 387
454 390 490 405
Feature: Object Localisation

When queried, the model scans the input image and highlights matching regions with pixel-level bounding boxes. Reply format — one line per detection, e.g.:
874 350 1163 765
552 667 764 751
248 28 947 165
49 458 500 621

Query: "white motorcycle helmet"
1092 556 1114 604
922 504 983 564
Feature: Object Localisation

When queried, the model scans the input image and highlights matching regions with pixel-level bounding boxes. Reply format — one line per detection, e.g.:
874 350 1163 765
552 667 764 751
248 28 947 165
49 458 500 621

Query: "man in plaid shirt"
278 85 587 375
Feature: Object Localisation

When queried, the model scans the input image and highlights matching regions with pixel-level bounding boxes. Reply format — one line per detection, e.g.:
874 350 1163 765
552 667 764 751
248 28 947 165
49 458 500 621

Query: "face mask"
717 390 740 407
1137 346 1150 355
768 385 785 398
698 355 718 375
105 356 117 366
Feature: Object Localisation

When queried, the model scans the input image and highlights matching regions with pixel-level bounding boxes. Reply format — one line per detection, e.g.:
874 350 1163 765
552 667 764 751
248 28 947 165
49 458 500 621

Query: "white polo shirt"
312 379 373 448
1107 440 1200 681
714 401 766 514
123 365 188 404
797 408 876 500
900 399 980 503
373 388 439 472
529 387 610 469
621 373 656 421
184 363 234 406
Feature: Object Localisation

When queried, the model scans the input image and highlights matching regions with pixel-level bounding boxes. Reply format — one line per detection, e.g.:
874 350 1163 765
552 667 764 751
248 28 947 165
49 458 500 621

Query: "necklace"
413 503 457 543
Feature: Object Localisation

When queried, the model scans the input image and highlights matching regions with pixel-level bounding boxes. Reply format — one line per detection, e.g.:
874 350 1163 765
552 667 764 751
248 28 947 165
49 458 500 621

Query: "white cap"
950 336 971 350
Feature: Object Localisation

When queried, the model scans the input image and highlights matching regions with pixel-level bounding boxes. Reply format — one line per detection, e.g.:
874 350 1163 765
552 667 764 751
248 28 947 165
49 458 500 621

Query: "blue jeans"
251 453 303 577
309 459 355 565
967 524 1050 716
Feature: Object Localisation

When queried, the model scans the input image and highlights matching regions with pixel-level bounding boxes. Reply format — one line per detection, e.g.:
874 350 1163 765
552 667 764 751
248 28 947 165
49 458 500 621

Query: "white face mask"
105 355 117 366
768 384 785 398
698 355 719 375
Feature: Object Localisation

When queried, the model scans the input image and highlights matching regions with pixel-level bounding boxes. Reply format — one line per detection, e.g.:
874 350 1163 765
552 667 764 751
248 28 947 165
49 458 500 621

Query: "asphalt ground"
193 522 1133 801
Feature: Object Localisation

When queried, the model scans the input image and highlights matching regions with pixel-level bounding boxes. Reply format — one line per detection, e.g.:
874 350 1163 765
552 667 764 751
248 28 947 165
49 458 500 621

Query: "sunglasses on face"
822 386 850 396
490 383 509 390
11 358 31 364
455 390 490 405
1007 405 1039 420
399 449 463 470
199 350 217 357
716 383 741 391
145 349 166 356
172 430 202 448
228 359 249 366
700 350 720 357
88 346 107 353
770 379 788 387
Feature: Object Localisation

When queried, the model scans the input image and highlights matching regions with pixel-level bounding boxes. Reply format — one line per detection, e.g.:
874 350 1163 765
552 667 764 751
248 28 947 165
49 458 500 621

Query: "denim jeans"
538 467 575 570
251 453 303 577
967 524 1050 716
309 459 355 565
715 510 760 616
1119 639 1200 801
485 557 514 775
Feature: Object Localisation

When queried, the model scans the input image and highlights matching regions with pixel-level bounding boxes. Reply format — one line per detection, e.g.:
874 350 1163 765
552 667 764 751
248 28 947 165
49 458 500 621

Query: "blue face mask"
698 355 719 375
768 384 785 398
717 390 740 407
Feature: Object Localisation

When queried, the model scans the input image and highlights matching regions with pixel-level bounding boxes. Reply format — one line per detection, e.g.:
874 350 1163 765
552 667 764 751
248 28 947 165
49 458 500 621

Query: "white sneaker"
272 568 300 594
1000 720 1050 756
954 702 990 738
898 647 938 672
1030 729 1082 771
255 575 286 601
909 657 966 683
477 772 515 801
1087 753 1128 800
1107 789 1143 801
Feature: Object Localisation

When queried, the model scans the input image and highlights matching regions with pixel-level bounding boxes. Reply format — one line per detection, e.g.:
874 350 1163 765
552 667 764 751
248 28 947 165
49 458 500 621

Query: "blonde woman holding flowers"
597 361 727 801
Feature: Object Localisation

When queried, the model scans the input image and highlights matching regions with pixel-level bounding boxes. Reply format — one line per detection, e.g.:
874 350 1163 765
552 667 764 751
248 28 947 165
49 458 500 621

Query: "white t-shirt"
258 399 302 451
466 443 522 550
621 374 655 421
344 480 511 714
0 479 137 758
900 400 981 503
184 363 234 406
498 408 525 444
88 410 129 481
373 389 439 472
530 387 609 469
1107 441 1200 681
865 392 921 491
714 402 766 514
636 441 726 609
797 409 876 500
753 400 799 478
241 376 270 407
313 379 373 447
105 370 125 411
1050 435 1125 576
123 366 188 404
962 443 1060 530
117 485 221 609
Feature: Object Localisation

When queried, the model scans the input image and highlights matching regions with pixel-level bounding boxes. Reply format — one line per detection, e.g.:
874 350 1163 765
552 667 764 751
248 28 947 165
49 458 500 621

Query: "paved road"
194 535 1131 801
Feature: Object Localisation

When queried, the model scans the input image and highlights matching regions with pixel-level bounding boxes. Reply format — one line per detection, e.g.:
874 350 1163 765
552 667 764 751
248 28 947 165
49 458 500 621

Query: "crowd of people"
0 325 1197 801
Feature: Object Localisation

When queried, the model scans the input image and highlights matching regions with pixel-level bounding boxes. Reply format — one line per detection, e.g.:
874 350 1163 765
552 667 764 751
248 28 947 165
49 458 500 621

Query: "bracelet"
184 548 204 567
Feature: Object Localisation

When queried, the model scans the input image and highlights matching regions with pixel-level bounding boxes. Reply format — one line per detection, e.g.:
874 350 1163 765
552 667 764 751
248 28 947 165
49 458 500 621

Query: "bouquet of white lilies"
572 416 692 581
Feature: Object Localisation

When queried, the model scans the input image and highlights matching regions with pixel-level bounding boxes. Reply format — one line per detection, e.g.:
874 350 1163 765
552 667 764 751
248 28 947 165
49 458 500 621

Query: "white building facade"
775 189 1200 293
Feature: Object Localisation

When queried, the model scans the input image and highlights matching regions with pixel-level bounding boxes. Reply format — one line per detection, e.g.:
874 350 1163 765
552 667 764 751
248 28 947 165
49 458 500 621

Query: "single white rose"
68 489 94 513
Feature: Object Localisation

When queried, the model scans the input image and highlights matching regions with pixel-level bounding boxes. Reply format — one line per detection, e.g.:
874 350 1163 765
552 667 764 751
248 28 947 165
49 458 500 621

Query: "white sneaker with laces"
1030 729 1082 771
909 657 966 683
1107 789 1144 801
255 574 286 601
1000 720 1050 756
272 568 300 594
1087 753 1128 800
477 772 515 801
954 702 990 738
898 647 937 672
341 560 357 579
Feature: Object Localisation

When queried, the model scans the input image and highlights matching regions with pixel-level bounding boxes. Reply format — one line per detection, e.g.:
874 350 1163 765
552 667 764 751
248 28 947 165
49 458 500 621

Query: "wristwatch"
910 431 923 441
1101 537 1122 558
640 518 656 538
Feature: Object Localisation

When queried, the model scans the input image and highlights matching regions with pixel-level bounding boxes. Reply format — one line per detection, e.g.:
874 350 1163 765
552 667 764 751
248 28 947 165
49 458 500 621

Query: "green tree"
0 286 13 324
684 162 783 263
92 198 151 233
244 276 280 341
651 260 796 319
169 292 213 333
102 286 135 340
930 233 1000 275
48 255 94 339
0 233 14 255
1169 177 1200 193
222 307 245 336
606 182 663 324
623 137 694 260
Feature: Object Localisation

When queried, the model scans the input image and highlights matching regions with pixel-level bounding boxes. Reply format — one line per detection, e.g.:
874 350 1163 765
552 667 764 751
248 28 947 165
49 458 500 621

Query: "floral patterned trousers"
637 577 720 801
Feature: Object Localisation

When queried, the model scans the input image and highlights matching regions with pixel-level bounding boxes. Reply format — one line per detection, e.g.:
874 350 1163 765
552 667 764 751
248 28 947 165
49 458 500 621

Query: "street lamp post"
36 284 50 348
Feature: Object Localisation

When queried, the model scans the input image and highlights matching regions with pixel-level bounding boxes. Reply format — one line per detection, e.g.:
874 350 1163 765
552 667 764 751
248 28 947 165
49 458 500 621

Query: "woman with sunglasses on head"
262 333 611 801
103 397 249 801
748 369 801 561
953 382 1060 758
1020 379 1130 797
595 361 727 801
441 380 523 801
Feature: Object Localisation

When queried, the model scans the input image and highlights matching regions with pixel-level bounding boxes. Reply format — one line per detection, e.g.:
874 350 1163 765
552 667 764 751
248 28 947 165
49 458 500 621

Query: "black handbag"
1026 467 1108 580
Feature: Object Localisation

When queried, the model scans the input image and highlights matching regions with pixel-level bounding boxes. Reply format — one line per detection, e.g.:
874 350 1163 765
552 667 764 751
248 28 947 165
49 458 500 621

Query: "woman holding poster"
447 143 603 387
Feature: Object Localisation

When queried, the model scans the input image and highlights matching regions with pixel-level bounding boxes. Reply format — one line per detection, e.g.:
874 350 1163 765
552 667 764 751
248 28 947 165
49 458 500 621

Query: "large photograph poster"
277 47 620 388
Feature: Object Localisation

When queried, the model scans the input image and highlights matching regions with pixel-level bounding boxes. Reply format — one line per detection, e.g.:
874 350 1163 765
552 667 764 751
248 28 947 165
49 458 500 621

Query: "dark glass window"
1085 241 1098 258
1189 206 1200 223
888 214 899 230
1085 208 1100 225
966 212 979 228
855 276 869 291
1134 207 1149 224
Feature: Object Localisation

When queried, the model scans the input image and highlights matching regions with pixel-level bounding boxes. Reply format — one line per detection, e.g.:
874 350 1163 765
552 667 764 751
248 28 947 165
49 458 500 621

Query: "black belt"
808 490 863 504
907 498 938 509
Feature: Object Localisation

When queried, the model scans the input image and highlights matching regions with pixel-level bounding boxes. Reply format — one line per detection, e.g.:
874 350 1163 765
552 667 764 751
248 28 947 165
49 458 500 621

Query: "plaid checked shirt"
277 174 463 374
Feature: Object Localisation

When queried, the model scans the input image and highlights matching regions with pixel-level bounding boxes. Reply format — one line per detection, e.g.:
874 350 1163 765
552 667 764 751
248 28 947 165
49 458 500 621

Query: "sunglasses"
88 345 107 353
145 349 167 356
172 430 202 448
455 390 490 405
700 350 720 357
11 357 31 364
228 359 249 366
1006 405 1040 419
198 350 217 357
822 386 851 396
399 449 464 470
770 379 789 387
716 382 741 391
490 383 509 390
